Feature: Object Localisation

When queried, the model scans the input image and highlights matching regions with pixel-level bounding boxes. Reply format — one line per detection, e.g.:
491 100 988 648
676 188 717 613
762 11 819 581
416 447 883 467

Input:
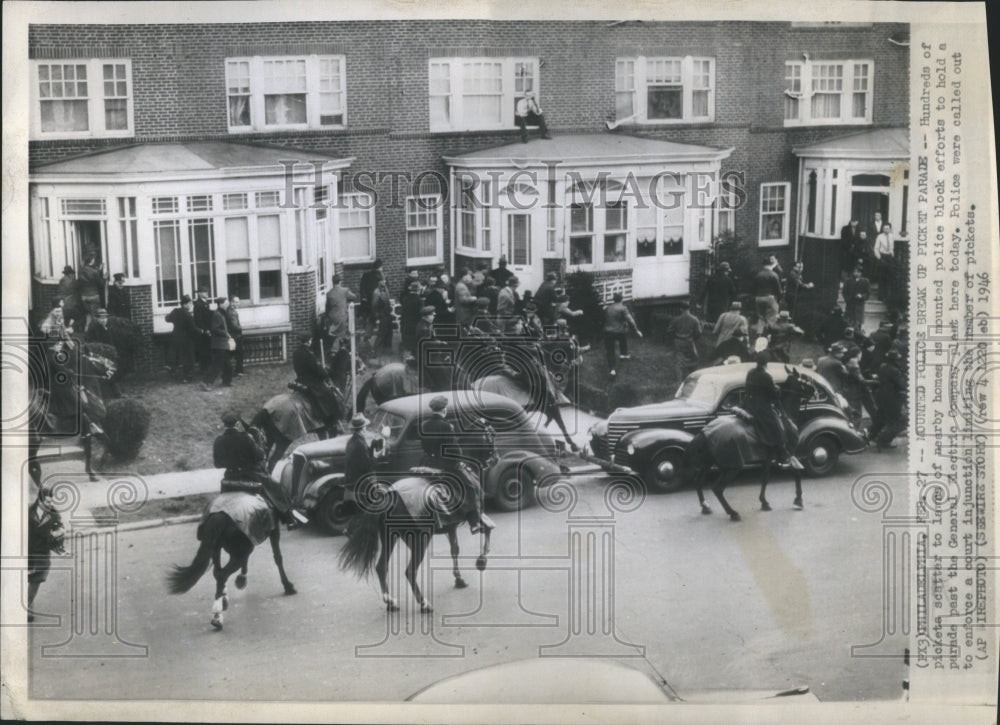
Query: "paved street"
24 444 909 704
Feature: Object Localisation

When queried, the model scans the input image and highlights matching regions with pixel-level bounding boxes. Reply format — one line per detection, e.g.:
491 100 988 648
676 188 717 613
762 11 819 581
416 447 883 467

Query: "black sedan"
272 390 570 533
586 363 867 492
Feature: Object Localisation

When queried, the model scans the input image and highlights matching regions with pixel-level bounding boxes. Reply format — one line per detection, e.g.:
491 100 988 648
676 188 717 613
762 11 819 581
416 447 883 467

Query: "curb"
85 511 203 534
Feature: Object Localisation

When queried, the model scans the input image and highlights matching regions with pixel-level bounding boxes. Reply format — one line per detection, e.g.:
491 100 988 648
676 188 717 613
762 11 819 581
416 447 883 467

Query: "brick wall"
288 269 317 343
28 21 910 316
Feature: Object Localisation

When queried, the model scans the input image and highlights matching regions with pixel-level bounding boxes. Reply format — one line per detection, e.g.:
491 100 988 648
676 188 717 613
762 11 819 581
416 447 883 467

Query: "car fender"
618 428 694 470
484 450 562 498
302 472 348 511
797 417 866 455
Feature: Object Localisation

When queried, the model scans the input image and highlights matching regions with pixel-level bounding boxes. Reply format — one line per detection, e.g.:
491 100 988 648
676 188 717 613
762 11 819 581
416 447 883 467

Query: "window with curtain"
784 59 872 125
257 214 283 299
614 56 715 124
225 217 252 300
759 183 790 245
569 203 594 266
339 193 375 260
603 201 628 263
406 196 441 262
428 57 539 132
154 220 182 305
33 59 133 138
225 55 347 132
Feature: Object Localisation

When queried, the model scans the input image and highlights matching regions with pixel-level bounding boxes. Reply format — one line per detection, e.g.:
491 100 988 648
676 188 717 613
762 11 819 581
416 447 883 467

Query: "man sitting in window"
515 93 552 143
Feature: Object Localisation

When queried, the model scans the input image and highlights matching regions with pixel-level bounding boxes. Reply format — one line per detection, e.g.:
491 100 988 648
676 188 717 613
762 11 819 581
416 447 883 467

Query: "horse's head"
779 366 816 410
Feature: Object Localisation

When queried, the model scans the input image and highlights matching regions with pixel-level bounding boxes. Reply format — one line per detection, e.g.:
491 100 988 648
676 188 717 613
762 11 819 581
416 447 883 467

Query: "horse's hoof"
454 577 468 589
235 575 247 590
793 498 804 509
386 601 399 612
760 501 772 511
475 556 487 571
284 585 297 595
421 603 434 614
701 506 712 515
729 513 742 522
210 616 223 631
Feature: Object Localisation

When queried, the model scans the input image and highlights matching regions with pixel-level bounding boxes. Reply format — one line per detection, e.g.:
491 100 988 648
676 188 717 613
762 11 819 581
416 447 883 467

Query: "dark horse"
251 346 351 469
167 488 296 630
685 367 816 521
354 338 464 411
339 462 495 612
28 336 115 485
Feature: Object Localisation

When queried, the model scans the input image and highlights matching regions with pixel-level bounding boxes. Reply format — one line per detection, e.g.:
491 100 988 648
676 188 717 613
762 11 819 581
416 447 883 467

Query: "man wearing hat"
453 268 477 329
816 343 849 394
325 274 357 344
400 280 425 356
490 256 513 288
107 273 131 319
704 261 736 323
667 300 702 381
292 334 341 428
745 353 802 469
226 296 245 377
77 252 106 330
359 259 384 336
817 305 848 349
415 305 437 351
711 328 751 365
26 481 67 622
193 287 213 371
713 300 749 345
420 396 483 529
473 297 501 336
534 272 559 325
57 265 81 329
202 297 234 390
603 291 642 377
753 256 783 335
842 265 871 330
399 269 422 301
214 411 307 528
497 275 521 328
85 308 113 346
345 413 378 504
868 350 906 451
834 326 862 361
521 301 545 339
166 295 198 381
764 310 803 364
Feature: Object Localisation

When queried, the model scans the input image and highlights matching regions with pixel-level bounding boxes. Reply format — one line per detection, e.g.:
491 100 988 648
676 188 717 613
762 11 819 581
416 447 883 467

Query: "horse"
28 336 115 485
251 346 351 469
166 489 296 630
684 367 817 521
339 430 498 612
354 338 471 412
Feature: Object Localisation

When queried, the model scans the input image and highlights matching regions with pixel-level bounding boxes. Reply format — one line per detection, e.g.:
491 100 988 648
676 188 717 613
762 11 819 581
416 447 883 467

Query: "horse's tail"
355 376 375 414
338 506 384 579
166 512 226 594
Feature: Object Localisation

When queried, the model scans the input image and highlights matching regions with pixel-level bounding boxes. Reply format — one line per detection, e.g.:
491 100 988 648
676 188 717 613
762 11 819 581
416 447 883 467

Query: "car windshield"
368 409 407 442
674 375 723 406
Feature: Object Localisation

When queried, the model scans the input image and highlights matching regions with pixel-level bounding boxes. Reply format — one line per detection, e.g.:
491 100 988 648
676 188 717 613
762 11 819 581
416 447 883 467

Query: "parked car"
586 363 867 492
272 390 571 534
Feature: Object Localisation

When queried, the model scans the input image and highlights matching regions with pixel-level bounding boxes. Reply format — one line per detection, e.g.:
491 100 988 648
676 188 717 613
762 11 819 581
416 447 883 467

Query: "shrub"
710 230 760 297
565 270 604 344
102 398 151 461
106 316 143 376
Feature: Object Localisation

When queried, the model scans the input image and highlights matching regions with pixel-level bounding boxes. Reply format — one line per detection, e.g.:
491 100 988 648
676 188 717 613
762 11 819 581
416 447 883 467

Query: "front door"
503 211 540 292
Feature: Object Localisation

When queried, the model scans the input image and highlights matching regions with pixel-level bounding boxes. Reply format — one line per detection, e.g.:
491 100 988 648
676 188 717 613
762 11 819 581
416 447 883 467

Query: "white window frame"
338 192 376 262
225 55 347 133
716 178 738 238
406 195 443 264
783 58 873 126
614 56 715 125
759 182 791 247
221 209 287 306
30 59 134 139
428 57 540 132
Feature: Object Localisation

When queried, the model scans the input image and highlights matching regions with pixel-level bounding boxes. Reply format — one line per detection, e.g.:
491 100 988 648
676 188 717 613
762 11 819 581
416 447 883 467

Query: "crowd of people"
163 288 246 390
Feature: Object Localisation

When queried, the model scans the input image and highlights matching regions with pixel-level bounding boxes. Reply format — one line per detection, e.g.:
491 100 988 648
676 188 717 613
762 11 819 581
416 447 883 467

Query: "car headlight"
626 443 636 456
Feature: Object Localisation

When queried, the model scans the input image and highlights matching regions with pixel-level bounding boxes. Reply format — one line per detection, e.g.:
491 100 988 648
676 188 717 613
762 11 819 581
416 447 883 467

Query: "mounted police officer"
291 334 342 430
744 354 803 469
214 411 307 528
419 396 483 529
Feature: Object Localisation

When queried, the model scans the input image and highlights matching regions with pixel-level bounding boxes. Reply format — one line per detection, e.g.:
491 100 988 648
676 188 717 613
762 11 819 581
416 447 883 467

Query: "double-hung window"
31 59 133 139
428 57 539 132
759 183 791 246
406 196 443 264
221 193 285 304
225 55 347 132
784 58 872 125
614 56 715 124
339 193 375 261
